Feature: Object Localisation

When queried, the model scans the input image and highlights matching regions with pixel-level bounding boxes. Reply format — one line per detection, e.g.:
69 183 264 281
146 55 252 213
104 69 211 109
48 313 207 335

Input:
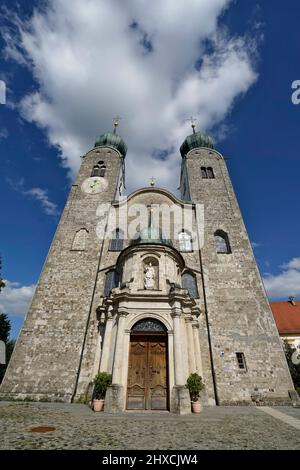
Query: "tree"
284 341 300 395
0 314 12 385
0 258 15 383
0 257 5 292
0 313 11 343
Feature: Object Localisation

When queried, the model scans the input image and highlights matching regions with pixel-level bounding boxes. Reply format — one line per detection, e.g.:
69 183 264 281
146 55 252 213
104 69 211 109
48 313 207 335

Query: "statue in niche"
144 262 156 289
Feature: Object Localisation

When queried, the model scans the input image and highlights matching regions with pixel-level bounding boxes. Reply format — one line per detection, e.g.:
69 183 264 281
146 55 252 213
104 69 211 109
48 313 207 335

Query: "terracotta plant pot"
191 401 202 413
93 399 104 412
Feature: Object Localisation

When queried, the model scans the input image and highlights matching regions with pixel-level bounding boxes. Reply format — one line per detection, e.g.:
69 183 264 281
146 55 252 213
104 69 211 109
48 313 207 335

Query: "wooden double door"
126 334 168 410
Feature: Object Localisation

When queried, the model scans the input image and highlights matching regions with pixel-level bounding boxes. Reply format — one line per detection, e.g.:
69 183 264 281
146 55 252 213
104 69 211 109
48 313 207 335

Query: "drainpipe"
198 248 219 406
71 204 112 403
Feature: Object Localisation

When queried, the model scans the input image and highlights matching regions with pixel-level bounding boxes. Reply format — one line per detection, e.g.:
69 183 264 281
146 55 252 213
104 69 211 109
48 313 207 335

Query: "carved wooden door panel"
148 341 167 410
127 336 168 410
126 340 147 410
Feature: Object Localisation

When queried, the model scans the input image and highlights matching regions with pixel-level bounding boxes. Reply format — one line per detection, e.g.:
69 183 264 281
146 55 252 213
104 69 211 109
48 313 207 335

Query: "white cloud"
0 128 8 140
0 280 36 318
251 241 261 248
4 0 259 192
263 258 300 299
281 257 300 271
25 187 58 216
8 178 58 216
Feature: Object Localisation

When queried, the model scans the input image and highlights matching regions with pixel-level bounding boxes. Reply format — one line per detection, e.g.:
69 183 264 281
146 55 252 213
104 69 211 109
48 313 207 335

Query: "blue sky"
0 0 300 339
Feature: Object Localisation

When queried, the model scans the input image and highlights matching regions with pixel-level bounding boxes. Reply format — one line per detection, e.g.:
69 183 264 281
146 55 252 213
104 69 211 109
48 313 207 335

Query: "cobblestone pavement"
0 402 300 450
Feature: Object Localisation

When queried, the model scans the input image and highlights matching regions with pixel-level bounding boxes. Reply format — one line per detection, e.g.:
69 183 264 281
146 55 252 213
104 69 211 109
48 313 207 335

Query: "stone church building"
0 125 295 413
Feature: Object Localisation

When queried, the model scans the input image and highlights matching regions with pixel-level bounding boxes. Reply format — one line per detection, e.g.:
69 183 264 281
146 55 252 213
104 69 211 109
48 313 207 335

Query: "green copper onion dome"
94 131 128 157
180 131 214 157
130 227 173 247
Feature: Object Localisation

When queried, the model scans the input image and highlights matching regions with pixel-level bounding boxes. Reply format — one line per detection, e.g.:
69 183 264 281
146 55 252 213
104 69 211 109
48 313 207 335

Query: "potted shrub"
186 373 205 413
92 372 112 412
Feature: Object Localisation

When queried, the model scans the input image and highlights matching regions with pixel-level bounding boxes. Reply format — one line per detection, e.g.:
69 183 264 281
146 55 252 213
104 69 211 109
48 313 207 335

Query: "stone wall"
0 147 122 401
1 142 293 407
184 147 294 404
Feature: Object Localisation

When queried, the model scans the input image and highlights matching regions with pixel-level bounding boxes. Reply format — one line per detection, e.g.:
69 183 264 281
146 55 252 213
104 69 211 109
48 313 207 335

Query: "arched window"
201 167 208 179
182 271 198 299
104 269 119 297
91 161 106 177
207 167 214 179
71 228 88 251
202 166 214 179
91 165 101 177
178 230 192 252
110 229 124 251
214 230 231 254
132 318 167 333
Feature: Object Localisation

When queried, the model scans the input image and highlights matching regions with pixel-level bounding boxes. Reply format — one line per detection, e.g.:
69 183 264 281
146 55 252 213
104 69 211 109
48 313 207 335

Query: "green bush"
93 372 112 400
186 373 205 402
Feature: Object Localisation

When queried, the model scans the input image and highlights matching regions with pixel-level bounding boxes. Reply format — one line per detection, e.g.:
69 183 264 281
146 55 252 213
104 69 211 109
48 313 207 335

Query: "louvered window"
110 229 124 251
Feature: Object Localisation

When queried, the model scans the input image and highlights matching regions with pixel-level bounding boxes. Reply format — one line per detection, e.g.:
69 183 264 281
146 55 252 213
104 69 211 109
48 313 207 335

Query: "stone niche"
71 228 88 251
143 256 159 290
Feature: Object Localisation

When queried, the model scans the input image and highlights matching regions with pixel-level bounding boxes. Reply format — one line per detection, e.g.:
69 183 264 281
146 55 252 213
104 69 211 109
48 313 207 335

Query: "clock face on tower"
81 177 108 194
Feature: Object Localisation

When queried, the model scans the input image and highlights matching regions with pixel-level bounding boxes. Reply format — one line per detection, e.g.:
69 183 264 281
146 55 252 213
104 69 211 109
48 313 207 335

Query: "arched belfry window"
110 229 124 251
182 271 198 299
91 160 106 177
104 269 119 297
201 166 214 179
178 230 193 252
207 167 214 179
131 318 167 333
201 167 208 179
214 230 231 254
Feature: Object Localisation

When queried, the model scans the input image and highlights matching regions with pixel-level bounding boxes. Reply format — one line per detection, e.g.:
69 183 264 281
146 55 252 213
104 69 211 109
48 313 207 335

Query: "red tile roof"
270 301 300 335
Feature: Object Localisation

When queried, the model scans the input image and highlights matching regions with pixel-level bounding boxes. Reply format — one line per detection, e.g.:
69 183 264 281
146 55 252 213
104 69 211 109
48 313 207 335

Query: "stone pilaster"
99 306 114 373
170 291 191 414
185 315 196 374
112 312 127 384
171 309 185 386
105 310 127 413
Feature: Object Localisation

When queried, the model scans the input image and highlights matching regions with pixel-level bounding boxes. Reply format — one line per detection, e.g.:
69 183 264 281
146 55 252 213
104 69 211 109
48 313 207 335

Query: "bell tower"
180 128 294 404
0 127 127 402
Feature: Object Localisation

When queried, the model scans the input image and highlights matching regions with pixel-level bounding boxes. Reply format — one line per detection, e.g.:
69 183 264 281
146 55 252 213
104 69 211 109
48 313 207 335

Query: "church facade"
0 127 295 413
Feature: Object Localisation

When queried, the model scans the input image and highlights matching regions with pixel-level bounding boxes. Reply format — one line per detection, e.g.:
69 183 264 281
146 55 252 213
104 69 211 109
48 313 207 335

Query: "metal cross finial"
186 116 197 134
113 116 121 134
150 177 155 187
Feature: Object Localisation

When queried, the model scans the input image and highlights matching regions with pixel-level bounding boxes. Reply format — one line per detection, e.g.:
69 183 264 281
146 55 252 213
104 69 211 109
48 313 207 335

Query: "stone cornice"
98 284 201 316
112 187 194 208
116 243 185 270
83 146 123 160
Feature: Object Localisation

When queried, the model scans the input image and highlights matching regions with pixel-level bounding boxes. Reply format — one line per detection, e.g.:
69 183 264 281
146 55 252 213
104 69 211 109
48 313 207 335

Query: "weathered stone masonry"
0 129 296 411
